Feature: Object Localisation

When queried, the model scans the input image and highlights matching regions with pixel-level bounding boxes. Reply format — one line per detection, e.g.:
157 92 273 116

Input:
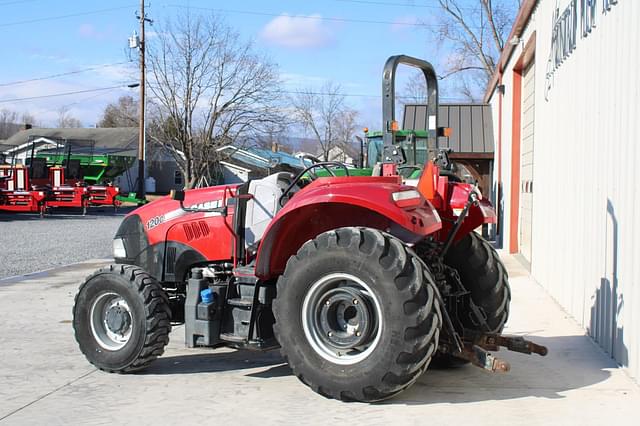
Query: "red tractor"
73 56 546 402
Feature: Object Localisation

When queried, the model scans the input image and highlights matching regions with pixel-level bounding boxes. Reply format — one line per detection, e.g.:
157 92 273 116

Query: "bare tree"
334 109 359 164
402 71 431 104
291 82 358 162
251 121 290 152
98 95 139 128
417 0 519 100
146 13 283 188
57 106 82 128
0 109 19 139
0 109 41 139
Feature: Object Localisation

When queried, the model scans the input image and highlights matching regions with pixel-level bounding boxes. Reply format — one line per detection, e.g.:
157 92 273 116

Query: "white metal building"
486 0 639 381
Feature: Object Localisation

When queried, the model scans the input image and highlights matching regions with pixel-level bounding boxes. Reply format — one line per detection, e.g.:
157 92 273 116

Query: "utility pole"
136 0 151 200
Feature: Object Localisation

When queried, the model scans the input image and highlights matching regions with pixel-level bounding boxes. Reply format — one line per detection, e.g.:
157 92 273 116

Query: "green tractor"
313 128 448 183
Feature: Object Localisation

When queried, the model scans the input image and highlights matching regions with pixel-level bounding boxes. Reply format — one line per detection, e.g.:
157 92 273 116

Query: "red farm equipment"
0 141 123 216
0 164 47 215
72 55 547 402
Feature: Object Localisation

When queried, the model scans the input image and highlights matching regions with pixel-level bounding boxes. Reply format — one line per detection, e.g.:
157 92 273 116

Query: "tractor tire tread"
274 227 442 402
73 264 171 373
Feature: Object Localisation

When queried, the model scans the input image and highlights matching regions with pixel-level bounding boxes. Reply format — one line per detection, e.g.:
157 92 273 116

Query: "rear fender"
445 183 497 242
254 179 442 279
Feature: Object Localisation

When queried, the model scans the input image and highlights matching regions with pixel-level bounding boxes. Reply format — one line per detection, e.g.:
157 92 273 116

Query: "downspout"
497 74 503 242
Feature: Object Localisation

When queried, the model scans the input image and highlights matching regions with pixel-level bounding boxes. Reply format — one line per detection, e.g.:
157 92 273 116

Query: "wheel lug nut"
325 300 330 306
328 332 333 337
353 299 358 305
356 331 361 337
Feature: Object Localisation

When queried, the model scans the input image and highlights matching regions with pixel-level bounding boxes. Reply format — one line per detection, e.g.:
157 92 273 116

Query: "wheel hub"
302 273 383 365
317 287 373 349
89 293 133 350
105 305 131 335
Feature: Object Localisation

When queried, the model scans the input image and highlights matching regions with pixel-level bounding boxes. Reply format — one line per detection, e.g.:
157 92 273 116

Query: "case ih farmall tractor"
73 56 546 402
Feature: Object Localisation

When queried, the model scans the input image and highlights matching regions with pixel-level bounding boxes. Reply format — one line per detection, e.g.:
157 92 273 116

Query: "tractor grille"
183 220 210 241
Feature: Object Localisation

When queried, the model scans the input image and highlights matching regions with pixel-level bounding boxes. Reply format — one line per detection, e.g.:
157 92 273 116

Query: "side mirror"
170 189 185 202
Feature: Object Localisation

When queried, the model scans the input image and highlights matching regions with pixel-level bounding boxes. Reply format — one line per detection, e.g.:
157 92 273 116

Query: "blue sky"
0 0 483 130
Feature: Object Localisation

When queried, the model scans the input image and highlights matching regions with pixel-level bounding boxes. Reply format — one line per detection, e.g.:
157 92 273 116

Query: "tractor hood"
113 184 240 281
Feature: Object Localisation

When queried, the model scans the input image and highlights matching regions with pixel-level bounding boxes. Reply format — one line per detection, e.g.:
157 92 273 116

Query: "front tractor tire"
73 264 171 373
273 227 443 402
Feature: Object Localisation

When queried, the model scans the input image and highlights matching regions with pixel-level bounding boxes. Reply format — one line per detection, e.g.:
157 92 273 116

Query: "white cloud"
260 14 335 49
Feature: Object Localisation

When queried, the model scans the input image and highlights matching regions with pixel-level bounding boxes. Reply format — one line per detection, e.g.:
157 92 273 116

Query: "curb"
0 258 112 286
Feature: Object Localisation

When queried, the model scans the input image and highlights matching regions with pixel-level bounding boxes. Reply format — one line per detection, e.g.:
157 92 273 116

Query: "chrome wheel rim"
302 273 382 365
90 292 133 350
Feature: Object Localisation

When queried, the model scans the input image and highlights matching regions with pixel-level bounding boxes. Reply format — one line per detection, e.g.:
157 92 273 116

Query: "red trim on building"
509 69 522 254
484 0 538 102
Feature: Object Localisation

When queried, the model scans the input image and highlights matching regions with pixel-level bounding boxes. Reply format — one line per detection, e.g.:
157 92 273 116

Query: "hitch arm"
477 333 548 356
452 333 548 373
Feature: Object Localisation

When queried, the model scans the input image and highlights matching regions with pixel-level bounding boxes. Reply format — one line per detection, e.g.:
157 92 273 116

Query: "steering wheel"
279 161 351 207
299 154 338 179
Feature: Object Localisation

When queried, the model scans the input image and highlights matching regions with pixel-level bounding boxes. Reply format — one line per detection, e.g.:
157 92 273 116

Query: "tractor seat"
243 172 297 250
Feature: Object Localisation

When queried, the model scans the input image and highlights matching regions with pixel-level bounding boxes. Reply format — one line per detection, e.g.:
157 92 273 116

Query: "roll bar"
381 55 439 165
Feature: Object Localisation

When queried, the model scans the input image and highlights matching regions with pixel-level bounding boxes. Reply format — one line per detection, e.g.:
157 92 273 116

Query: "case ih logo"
186 200 223 210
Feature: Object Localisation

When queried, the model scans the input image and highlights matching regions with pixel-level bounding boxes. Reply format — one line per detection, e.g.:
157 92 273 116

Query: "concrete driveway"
0 256 638 425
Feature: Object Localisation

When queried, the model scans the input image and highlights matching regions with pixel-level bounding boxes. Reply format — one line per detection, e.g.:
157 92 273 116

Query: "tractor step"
219 332 247 343
227 297 253 308
233 265 258 281
219 334 279 351
217 268 277 349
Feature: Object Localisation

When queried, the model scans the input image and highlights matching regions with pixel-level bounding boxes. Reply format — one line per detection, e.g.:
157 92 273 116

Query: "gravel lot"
0 207 135 279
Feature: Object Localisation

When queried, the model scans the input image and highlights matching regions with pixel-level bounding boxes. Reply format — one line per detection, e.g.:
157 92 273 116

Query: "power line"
169 4 486 30
334 0 476 11
146 82 463 101
0 61 135 88
335 0 441 10
0 85 134 104
169 5 435 28
0 0 40 6
0 5 135 28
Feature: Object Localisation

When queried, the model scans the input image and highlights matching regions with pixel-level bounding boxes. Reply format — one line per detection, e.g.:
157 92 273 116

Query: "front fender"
254 177 442 279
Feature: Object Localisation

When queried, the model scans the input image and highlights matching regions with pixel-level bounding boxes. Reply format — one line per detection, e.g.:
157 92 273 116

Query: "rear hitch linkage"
454 332 548 373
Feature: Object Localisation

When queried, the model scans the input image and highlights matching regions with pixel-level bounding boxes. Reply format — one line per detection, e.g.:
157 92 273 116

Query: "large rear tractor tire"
445 232 510 332
73 264 171 373
434 232 511 368
273 227 442 402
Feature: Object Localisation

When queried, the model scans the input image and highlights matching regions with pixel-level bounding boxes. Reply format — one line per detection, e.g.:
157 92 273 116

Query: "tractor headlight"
113 238 127 259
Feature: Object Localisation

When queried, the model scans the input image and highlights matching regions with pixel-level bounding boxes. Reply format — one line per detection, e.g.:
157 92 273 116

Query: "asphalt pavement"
0 207 134 279
1 253 639 425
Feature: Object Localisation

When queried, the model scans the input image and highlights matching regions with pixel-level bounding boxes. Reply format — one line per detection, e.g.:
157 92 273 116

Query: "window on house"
174 170 183 185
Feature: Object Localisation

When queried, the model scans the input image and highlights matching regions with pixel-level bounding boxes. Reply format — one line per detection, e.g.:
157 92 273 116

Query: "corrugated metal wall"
489 0 640 381
403 104 495 153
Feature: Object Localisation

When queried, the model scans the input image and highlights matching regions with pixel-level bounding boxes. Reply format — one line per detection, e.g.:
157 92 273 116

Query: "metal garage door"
519 60 535 263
